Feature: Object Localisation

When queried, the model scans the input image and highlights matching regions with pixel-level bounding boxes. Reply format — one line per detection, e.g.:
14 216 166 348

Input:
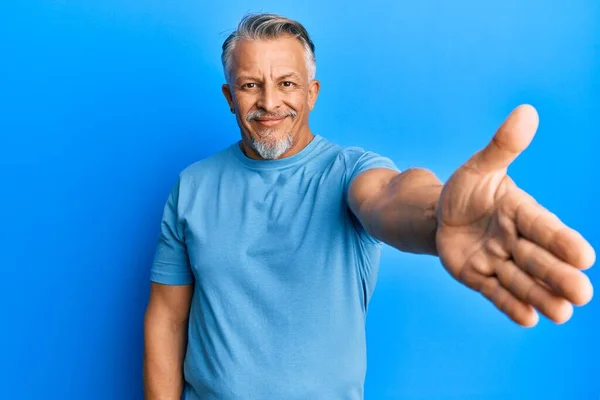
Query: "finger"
466 104 539 173
456 252 538 327
514 194 596 270
495 258 574 324
479 275 539 327
512 237 594 305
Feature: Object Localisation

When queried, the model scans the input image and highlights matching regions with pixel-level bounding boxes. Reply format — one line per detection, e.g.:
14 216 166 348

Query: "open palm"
436 104 595 327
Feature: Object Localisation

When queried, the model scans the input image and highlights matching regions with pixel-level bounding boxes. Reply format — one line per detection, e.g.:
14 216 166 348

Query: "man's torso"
152 135 397 399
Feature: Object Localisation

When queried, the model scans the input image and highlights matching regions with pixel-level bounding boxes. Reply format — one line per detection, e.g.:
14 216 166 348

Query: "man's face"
222 36 320 160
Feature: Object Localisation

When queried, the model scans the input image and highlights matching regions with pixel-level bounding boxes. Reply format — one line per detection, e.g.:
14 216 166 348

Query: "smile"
254 117 286 127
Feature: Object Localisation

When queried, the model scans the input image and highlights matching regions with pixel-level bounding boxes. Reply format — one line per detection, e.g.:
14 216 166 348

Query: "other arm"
348 167 443 256
347 105 595 326
143 282 193 400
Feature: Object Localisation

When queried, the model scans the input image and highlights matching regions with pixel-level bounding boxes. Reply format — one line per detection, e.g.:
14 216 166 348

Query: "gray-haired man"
143 13 595 400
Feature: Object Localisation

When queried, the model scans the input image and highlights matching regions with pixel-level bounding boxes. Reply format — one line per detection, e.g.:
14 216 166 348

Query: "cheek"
287 94 308 113
235 101 248 115
233 94 254 113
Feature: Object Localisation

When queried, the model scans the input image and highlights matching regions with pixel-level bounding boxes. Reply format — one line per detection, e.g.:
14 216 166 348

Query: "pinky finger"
479 276 540 327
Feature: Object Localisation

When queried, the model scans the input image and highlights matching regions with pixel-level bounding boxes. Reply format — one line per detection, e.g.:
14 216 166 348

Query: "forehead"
230 36 307 78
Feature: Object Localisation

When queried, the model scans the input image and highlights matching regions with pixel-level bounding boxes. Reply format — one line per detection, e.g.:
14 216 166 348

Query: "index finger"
514 193 596 270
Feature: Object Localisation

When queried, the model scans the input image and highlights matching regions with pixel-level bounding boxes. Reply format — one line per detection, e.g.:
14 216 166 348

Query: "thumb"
466 104 539 173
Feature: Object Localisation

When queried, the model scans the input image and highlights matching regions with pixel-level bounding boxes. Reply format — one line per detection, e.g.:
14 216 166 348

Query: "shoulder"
180 145 235 179
313 136 371 167
319 136 390 166
331 141 399 178
310 136 400 183
160 144 238 201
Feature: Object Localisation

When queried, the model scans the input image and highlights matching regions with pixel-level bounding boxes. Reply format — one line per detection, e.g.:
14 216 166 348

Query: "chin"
250 130 294 160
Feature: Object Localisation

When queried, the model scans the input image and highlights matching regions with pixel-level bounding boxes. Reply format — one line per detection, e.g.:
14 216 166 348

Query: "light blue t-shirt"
151 134 398 400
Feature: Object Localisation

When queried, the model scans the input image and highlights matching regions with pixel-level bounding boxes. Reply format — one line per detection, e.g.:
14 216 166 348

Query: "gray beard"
250 130 293 160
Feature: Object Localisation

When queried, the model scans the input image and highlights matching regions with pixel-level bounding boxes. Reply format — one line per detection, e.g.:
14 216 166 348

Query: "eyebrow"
235 75 258 83
235 73 302 83
277 73 301 81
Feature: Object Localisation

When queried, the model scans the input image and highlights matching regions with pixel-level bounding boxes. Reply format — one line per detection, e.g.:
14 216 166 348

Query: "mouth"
254 117 287 127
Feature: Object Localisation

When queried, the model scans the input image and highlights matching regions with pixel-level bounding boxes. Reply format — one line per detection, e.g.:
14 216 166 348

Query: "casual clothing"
151 135 398 399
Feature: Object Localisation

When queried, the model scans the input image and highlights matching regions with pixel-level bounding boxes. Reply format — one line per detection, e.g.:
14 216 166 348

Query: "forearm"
143 311 188 400
363 168 443 255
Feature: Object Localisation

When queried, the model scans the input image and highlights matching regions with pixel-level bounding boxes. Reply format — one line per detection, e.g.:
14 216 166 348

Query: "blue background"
1 1 598 399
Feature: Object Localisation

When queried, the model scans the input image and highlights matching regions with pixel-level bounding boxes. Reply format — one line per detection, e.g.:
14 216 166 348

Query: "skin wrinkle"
222 36 320 162
548 226 570 263
493 279 509 314
504 251 571 320
522 269 537 306
511 192 536 247
221 24 594 328
544 216 574 264
457 244 485 283
511 194 574 299
454 201 499 278
485 187 516 261
440 156 580 324
142 18 598 400
501 260 534 310
491 217 513 259
441 168 500 228
524 240 551 285
513 192 568 262
501 260 520 298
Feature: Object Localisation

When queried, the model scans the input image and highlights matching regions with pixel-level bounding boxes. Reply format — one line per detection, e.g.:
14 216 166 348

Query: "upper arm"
151 176 195 285
146 175 196 325
147 175 195 325
347 168 399 235
341 147 400 242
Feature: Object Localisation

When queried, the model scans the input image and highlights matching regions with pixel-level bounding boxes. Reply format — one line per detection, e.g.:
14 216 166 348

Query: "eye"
281 81 295 87
241 83 258 90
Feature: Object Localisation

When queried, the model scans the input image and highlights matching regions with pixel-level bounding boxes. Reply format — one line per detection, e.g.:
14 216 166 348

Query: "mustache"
245 109 298 122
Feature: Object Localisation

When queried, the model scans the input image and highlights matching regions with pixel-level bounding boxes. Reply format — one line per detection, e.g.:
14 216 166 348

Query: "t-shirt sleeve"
343 147 400 244
150 175 195 285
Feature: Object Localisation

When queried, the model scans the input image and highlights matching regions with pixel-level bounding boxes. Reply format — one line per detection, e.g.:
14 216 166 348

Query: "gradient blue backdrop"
1 1 598 399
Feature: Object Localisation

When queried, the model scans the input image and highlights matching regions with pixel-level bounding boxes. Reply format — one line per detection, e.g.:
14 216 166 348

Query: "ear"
307 79 320 111
222 84 235 114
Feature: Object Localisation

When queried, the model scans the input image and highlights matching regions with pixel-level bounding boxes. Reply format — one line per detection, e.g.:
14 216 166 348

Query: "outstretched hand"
436 104 595 327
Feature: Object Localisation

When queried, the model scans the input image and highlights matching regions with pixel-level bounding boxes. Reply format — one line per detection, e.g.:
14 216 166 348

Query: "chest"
180 165 353 284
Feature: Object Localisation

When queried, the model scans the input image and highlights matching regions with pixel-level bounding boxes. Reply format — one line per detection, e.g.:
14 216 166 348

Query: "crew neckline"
230 134 324 170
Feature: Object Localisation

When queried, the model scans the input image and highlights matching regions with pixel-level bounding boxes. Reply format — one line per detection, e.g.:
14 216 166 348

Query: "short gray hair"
221 13 317 83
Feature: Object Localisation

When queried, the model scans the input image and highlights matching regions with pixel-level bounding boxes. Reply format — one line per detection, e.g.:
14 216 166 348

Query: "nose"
256 82 282 113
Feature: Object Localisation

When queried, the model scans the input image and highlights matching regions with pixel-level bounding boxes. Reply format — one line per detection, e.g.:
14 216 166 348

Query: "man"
143 13 595 400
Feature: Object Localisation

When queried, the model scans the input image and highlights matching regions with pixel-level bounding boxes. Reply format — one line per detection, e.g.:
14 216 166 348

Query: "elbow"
399 167 442 185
